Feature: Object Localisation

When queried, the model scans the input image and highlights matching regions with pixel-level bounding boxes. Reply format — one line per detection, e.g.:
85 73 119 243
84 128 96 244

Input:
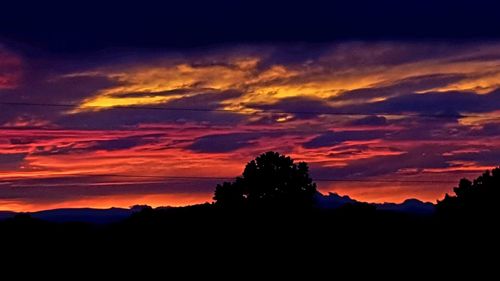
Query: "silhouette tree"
437 167 500 217
213 181 246 208
213 151 317 209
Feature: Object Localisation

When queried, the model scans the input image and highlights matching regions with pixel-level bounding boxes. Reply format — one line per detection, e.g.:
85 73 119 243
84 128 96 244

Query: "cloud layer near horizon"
1 42 500 211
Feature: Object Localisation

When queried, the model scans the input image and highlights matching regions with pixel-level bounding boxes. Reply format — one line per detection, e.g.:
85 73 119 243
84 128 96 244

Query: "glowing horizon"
2 42 500 211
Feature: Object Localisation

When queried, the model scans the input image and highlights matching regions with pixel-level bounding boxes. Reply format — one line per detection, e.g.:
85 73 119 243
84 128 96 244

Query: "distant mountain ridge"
314 192 359 209
32 207 135 224
376 198 435 215
0 193 436 223
0 211 16 220
0 208 137 224
314 192 435 215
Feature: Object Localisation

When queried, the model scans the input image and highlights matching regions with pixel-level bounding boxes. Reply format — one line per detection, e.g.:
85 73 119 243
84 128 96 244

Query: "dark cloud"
387 128 459 142
55 90 246 129
188 133 264 153
89 137 144 151
3 66 119 103
246 88 500 128
116 89 194 98
248 97 334 119
340 89 500 115
311 143 500 180
0 176 216 203
303 130 389 149
57 106 246 130
349 116 387 126
32 145 83 156
385 121 469 141
326 144 402 158
165 90 243 108
0 48 21 89
256 45 330 69
331 74 466 102
323 43 475 68
445 53 500 64
0 68 120 125
244 114 291 125
9 138 35 145
472 123 500 137
311 145 452 179
0 153 27 170
33 136 157 156
446 148 500 166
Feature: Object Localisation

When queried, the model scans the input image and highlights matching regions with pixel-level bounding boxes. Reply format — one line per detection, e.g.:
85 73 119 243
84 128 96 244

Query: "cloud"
57 106 247 130
90 137 146 151
33 137 148 156
0 45 22 89
0 175 216 211
472 123 500 136
341 89 500 115
248 97 335 119
349 116 387 126
445 148 500 166
54 89 246 130
303 130 389 148
331 74 466 103
188 133 263 153
311 145 452 179
0 66 120 125
115 88 193 98
0 153 27 170
0 175 217 200
164 90 244 109
320 42 475 67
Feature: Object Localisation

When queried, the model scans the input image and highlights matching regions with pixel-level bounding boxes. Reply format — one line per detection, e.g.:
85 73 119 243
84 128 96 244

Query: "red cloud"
0 45 22 89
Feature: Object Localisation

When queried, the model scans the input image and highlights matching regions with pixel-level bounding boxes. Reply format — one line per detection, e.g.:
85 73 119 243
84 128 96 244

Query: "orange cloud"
65 43 500 115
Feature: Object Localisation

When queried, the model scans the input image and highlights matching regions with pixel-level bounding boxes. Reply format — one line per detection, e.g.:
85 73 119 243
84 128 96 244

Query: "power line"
56 173 458 184
0 102 485 187
0 101 474 119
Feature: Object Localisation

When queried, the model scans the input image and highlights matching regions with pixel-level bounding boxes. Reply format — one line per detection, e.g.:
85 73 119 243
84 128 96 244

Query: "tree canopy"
437 167 500 217
213 151 317 209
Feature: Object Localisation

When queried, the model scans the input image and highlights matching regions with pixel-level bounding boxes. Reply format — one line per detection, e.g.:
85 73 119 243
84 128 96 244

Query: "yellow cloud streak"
71 48 500 113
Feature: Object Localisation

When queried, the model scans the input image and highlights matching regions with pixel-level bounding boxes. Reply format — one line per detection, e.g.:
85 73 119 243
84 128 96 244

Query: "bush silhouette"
213 151 317 209
437 167 500 217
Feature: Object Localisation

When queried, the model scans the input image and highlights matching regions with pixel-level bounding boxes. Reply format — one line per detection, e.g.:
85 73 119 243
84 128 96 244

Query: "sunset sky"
1 1 500 211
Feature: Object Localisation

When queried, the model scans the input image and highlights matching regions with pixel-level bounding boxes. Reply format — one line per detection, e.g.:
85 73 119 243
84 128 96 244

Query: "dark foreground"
1 204 498 273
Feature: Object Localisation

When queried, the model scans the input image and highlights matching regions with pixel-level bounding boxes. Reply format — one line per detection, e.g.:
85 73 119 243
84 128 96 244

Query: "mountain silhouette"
376 199 435 215
314 192 435 214
314 192 359 209
0 208 136 224
32 207 137 224
0 211 16 221
0 193 437 223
